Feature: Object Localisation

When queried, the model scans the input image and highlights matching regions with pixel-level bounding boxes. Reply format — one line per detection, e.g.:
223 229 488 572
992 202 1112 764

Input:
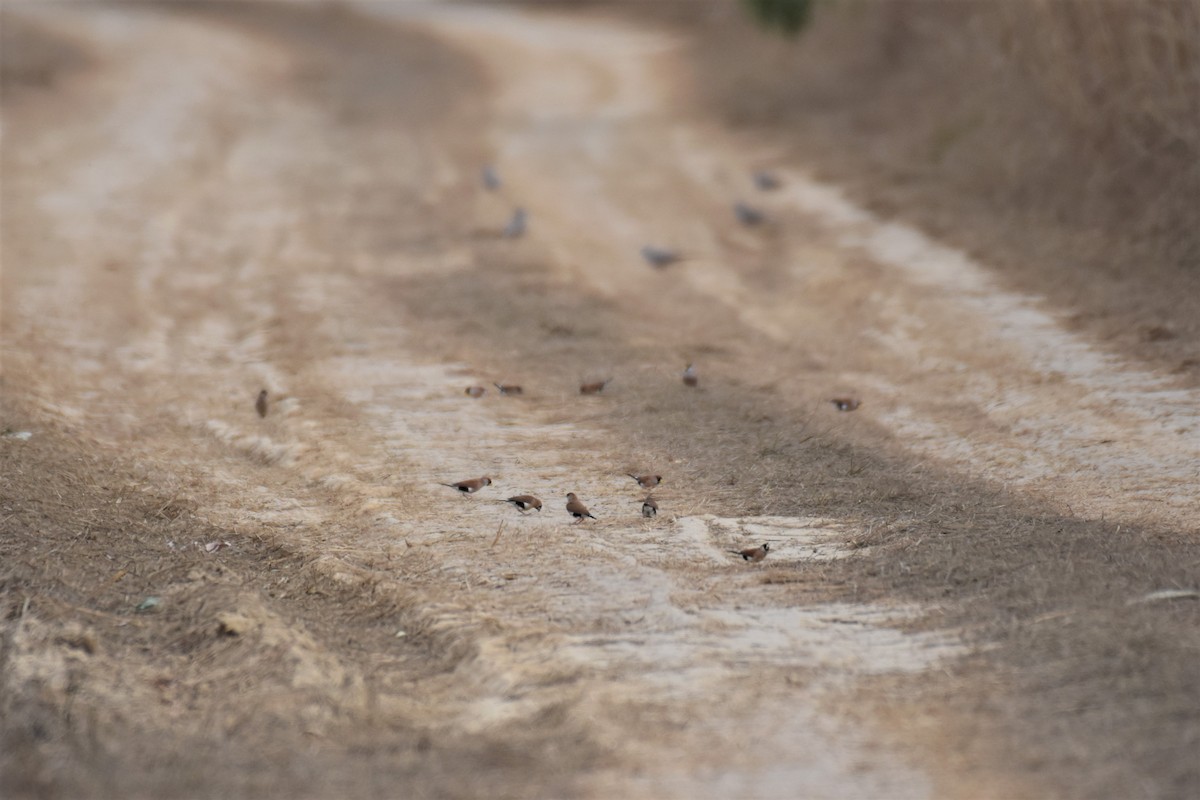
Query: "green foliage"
741 0 816 36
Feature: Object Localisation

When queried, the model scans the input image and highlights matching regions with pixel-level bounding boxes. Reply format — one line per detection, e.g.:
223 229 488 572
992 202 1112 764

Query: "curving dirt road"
390 2 1200 533
3 3 1198 799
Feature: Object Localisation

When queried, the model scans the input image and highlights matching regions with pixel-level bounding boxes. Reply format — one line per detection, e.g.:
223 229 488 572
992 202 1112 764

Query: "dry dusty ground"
1 3 1198 799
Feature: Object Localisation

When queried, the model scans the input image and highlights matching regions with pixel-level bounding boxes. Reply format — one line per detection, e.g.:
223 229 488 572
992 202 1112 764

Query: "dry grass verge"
678 0 1200 378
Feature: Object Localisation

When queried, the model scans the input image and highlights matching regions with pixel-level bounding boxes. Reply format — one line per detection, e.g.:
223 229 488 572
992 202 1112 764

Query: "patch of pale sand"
695 514 858 561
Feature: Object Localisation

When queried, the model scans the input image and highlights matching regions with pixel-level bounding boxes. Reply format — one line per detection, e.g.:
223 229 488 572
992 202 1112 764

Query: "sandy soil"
2 3 1198 799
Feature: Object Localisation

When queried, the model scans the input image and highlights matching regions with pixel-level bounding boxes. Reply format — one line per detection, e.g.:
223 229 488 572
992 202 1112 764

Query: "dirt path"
3 3 1198 799
390 3 1199 534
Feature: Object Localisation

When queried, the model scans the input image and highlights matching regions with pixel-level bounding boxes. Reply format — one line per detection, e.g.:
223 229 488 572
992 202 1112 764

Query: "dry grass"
673 0 1200 376
996 1 1200 171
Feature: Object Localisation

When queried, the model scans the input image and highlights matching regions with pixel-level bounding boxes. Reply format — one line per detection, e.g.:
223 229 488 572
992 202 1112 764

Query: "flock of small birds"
250 166 865 566
435 471 659 528
481 163 773 265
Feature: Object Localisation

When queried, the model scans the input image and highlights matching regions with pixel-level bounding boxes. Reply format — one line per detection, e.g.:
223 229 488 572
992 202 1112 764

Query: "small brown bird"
440 476 492 494
682 363 698 388
579 378 612 395
729 543 770 562
494 383 523 396
641 496 658 518
255 389 269 418
831 397 861 412
628 473 662 489
565 492 596 522
465 386 487 398
505 495 542 513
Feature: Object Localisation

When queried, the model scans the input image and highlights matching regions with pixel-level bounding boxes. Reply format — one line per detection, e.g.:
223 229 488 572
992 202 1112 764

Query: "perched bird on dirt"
481 165 501 191
729 543 770 562
505 495 543 513
579 378 612 395
640 245 682 268
753 170 782 191
465 386 487 398
494 383 524 396
641 496 658 518
682 363 699 388
565 492 596 522
503 207 527 238
255 389 269 418
831 397 861 411
734 201 766 226
440 476 493 494
628 473 662 489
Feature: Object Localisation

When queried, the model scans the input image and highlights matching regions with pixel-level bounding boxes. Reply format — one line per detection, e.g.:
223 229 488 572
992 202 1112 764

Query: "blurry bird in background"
255 389 269 418
734 201 766 226
753 170 782 191
503 207 527 238
481 165 502 191
640 245 682 268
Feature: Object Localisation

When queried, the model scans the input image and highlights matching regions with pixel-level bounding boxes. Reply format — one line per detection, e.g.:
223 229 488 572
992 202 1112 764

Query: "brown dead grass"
677 0 1200 380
